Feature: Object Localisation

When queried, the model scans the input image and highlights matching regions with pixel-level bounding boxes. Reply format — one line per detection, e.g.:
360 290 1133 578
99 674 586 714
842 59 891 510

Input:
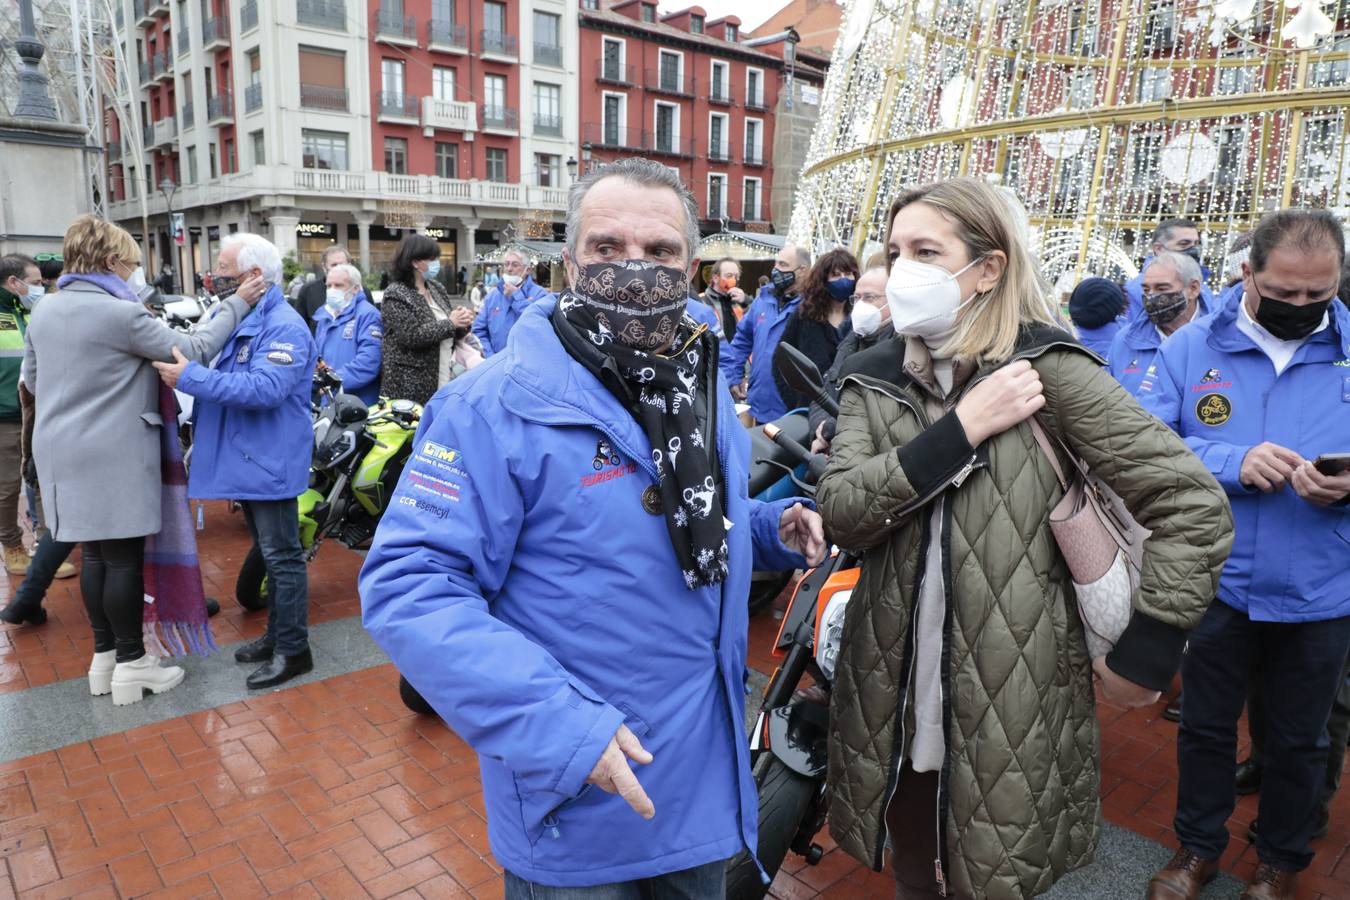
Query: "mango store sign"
296 222 336 238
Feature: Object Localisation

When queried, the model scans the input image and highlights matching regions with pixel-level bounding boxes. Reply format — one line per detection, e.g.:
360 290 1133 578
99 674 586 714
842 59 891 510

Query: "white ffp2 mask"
885 255 984 346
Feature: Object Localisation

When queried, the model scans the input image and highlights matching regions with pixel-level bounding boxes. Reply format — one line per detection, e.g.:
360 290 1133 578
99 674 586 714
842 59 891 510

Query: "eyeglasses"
854 293 886 304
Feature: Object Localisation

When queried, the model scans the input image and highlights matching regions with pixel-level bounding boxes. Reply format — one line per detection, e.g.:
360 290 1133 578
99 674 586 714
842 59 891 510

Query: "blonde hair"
886 178 1065 364
62 215 141 274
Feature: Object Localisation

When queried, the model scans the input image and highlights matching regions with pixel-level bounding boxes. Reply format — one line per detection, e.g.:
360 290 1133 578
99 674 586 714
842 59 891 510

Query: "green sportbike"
234 366 422 610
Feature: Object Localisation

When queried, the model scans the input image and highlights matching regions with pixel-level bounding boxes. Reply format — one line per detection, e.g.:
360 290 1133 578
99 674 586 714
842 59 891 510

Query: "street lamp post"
158 177 179 294
565 156 578 183
581 141 593 176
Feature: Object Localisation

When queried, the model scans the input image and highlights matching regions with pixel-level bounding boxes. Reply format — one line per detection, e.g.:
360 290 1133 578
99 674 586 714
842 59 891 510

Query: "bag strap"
1027 417 1070 491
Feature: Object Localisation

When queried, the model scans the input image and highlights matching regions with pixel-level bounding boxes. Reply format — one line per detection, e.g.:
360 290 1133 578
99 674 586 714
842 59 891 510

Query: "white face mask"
17 282 43 310
885 255 984 346
325 288 350 314
126 266 148 294
850 301 884 338
503 273 523 287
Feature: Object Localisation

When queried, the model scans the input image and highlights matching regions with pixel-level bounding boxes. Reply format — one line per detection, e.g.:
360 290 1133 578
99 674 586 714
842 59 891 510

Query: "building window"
485 146 507 182
1067 72 1094 110
583 0 598 8
602 38 624 81
484 73 506 118
436 141 458 178
1137 67 1170 102
222 138 234 174
207 144 217 178
433 66 456 102
603 93 624 145
250 130 265 165
1310 38 1350 86
725 23 738 41
534 11 561 60
1129 131 1163 187
708 174 726 217
658 50 682 92
1215 125 1247 185
709 112 728 159
298 47 348 110
743 177 761 220
382 58 405 99
302 129 349 169
655 102 678 153
483 0 506 35
536 153 560 187
533 82 562 134
432 0 454 22
186 146 197 183
710 60 729 102
640 3 655 23
690 14 703 33
384 137 408 174
744 118 763 163
1217 48 1259 94
746 68 763 107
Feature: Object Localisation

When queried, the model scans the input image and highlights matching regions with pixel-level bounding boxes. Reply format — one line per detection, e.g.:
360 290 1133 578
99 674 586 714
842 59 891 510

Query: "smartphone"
1314 453 1350 477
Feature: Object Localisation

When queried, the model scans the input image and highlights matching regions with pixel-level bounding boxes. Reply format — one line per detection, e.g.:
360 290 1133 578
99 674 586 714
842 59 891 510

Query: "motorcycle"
726 345 853 899
234 365 423 610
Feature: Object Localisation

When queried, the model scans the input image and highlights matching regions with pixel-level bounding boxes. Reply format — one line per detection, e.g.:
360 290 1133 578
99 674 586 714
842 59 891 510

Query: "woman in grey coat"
22 216 259 704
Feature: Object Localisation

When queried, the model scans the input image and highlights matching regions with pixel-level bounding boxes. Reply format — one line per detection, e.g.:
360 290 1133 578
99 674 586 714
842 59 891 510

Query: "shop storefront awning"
475 240 567 264
697 230 785 261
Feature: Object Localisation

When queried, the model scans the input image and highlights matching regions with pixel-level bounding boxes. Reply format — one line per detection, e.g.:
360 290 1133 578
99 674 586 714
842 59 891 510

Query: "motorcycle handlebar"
762 422 828 482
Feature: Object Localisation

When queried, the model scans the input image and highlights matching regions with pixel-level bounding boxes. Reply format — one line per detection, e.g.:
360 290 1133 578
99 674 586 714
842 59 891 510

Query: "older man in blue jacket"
155 233 317 691
314 262 382 405
719 245 810 422
360 157 825 897
470 248 555 356
1108 250 1212 395
1124 217 1215 320
1139 209 1350 900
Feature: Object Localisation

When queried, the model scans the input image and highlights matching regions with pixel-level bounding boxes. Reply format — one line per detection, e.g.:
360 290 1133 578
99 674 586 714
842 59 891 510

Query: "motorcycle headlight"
814 590 852 682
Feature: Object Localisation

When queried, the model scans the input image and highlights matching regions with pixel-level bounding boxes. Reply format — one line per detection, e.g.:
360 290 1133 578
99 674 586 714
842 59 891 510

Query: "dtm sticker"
266 350 295 365
422 440 461 466
1196 393 1232 426
399 495 449 519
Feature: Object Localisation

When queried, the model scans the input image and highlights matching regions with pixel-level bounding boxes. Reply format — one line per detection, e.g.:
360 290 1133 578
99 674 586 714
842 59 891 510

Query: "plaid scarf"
55 272 217 657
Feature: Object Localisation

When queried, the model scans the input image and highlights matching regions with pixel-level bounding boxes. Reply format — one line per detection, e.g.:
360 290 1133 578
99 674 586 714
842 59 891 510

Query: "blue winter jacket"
471 275 556 356
314 295 382 406
1125 258 1215 320
178 285 317 501
685 297 721 335
719 287 800 422
359 299 809 886
1137 291 1350 622
1076 319 1123 362
1108 293 1216 395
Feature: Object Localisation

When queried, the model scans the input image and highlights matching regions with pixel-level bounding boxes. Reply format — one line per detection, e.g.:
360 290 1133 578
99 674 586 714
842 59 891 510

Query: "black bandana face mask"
572 260 690 351
1143 291 1188 327
1252 290 1332 341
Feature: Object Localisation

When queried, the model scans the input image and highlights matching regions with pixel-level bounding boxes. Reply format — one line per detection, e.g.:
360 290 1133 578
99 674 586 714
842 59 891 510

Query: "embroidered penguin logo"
1200 367 1222 384
592 439 622 471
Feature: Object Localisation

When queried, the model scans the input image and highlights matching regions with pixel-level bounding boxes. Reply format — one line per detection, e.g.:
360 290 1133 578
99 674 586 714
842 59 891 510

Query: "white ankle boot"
88 650 116 696
110 655 185 706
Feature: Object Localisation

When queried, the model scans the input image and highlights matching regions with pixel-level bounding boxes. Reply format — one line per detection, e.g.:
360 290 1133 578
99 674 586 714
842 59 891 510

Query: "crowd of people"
0 157 1347 900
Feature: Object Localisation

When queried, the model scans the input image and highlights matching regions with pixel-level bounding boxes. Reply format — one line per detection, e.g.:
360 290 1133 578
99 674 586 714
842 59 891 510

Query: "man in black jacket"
292 245 352 333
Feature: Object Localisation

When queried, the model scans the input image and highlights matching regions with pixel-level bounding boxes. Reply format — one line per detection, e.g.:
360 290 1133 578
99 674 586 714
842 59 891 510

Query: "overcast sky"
657 0 783 31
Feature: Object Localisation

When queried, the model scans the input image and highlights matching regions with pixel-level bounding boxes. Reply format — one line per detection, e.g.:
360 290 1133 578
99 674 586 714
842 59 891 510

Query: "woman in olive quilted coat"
816 179 1233 899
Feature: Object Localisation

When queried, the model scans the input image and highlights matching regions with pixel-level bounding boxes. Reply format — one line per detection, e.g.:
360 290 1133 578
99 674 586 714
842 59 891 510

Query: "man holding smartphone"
1137 209 1350 900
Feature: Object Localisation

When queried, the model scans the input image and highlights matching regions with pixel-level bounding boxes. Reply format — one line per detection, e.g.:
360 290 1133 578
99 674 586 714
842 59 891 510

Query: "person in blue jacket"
1108 250 1211 395
154 233 318 691
1067 277 1126 361
718 244 811 422
359 157 825 897
470 249 555 356
684 294 721 334
1124 217 1215 320
1139 209 1350 900
313 262 382 406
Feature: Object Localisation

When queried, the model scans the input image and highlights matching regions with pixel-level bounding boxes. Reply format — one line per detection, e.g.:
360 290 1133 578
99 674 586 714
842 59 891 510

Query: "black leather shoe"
1162 693 1183 722
0 600 46 626
233 636 275 663
1235 758 1263 795
246 649 313 690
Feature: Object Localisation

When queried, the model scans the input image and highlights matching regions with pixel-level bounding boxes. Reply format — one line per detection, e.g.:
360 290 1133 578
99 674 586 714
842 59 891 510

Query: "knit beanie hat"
1069 277 1126 329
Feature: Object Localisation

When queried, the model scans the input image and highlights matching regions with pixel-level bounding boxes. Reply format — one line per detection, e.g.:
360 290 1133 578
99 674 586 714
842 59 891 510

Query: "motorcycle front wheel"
725 753 819 900
234 546 270 611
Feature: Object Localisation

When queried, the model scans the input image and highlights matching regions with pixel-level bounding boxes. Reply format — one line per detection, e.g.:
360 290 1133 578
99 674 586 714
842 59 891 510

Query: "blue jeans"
1175 599 1350 871
240 498 309 655
11 530 76 610
503 860 727 900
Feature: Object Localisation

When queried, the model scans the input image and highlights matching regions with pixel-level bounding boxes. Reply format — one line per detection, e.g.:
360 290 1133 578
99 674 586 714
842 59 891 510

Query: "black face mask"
1181 245 1203 265
209 273 241 300
1252 287 1332 341
769 268 796 295
1143 291 1189 328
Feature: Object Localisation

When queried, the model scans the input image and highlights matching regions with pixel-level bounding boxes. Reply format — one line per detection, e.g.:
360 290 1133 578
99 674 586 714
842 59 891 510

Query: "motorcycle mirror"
773 343 839 419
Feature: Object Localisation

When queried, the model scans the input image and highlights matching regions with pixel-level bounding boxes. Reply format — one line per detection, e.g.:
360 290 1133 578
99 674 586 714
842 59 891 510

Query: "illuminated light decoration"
788 0 1350 293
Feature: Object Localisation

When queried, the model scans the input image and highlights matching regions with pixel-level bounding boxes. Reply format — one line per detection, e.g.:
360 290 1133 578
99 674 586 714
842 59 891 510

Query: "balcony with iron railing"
583 121 642 151
202 15 230 49
534 42 563 68
421 96 476 132
300 83 350 111
153 116 177 147
533 112 563 137
207 92 234 123
135 0 156 26
479 29 518 58
181 100 194 128
245 83 263 113
742 148 766 167
426 19 467 51
642 129 695 158
138 59 154 87
142 124 154 148
646 68 694 98
481 105 519 132
375 8 417 44
596 59 636 86
707 82 733 106
744 93 769 112
708 144 733 164
176 26 190 56
153 51 173 81
297 0 347 30
241 0 259 32
377 91 420 121
108 141 122 162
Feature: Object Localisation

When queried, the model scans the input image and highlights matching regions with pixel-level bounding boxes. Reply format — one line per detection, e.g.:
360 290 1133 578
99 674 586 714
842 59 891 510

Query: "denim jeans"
1175 599 1350 871
11 530 76 610
503 860 727 900
240 498 309 656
